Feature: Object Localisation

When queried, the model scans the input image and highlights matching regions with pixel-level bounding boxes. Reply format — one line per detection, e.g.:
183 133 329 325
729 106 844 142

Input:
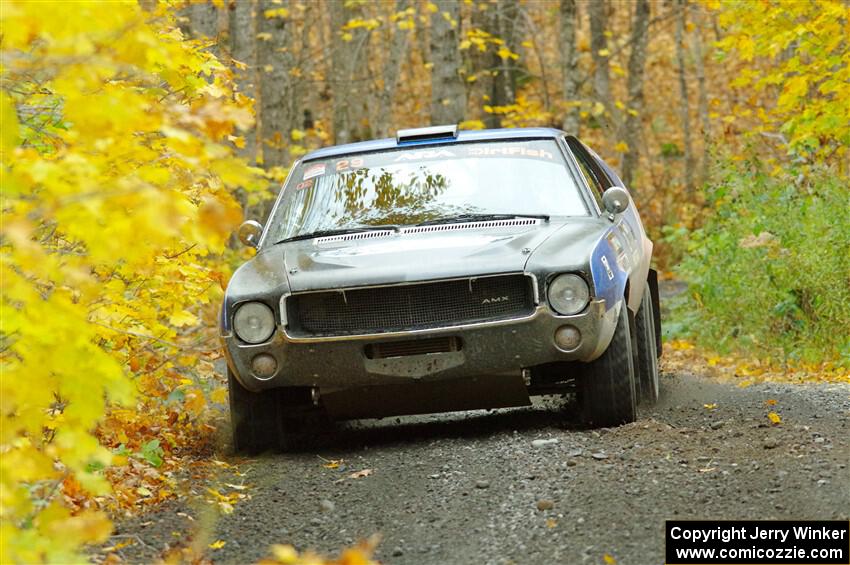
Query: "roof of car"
302 127 566 162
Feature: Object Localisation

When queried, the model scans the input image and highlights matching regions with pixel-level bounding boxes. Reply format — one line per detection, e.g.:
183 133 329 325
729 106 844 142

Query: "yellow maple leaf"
169 309 198 327
211 388 228 404
768 412 782 425
209 540 226 550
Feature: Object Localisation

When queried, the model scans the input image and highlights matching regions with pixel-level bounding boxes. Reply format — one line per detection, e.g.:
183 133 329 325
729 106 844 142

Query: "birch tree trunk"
179 2 220 46
373 1 411 138
257 1 293 168
559 0 580 134
620 0 650 189
330 1 369 144
230 0 257 162
429 0 465 125
483 0 519 129
588 0 616 137
691 5 711 189
675 0 694 194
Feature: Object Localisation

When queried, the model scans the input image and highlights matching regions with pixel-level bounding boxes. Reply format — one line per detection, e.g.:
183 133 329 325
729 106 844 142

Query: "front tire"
228 369 281 453
635 284 660 405
577 303 637 427
228 370 325 453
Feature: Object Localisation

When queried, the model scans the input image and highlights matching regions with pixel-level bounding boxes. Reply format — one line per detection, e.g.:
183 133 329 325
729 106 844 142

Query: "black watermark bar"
666 520 849 564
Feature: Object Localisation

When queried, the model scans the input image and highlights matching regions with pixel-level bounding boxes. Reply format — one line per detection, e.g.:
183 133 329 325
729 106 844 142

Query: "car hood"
222 218 611 330
277 219 605 292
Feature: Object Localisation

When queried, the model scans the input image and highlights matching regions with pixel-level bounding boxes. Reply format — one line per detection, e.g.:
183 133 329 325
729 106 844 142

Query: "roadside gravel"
111 373 849 564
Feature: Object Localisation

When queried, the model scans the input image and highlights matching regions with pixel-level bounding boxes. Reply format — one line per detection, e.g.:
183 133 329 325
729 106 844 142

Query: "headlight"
548 274 590 315
233 302 275 344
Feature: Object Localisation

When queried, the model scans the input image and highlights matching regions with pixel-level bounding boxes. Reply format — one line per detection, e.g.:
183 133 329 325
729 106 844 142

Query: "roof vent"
396 124 458 144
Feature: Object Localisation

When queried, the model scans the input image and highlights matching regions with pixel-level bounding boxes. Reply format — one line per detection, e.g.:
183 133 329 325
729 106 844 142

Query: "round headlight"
233 302 275 344
548 274 590 315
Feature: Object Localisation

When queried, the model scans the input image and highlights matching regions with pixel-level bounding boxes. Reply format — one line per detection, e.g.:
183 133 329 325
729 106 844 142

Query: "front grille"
286 274 534 337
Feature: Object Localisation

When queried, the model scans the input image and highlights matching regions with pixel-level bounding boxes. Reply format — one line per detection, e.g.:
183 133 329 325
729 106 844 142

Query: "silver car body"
221 128 653 418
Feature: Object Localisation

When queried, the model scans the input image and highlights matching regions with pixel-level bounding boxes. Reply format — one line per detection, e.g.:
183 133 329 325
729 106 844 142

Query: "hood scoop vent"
401 218 541 235
315 218 541 247
315 230 396 245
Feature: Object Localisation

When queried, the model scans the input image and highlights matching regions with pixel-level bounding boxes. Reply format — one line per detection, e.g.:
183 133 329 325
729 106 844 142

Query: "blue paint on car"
590 231 628 311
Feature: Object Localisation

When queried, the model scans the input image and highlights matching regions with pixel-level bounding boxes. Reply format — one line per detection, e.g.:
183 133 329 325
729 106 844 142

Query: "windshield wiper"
274 225 399 245
415 213 549 226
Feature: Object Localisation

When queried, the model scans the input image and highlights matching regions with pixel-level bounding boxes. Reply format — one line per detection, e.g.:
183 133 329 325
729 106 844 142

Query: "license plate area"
364 336 463 359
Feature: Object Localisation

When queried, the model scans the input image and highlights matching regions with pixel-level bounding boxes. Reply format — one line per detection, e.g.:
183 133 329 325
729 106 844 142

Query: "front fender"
589 229 629 312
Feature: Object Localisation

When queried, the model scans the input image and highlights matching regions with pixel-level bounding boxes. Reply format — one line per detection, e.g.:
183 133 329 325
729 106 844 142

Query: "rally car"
221 125 661 451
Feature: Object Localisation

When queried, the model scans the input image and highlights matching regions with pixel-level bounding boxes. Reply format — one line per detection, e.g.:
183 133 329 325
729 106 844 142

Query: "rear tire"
577 304 637 427
635 284 660 405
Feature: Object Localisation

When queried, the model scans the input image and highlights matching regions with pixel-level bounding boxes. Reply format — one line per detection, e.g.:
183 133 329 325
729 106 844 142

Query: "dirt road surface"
113 373 849 564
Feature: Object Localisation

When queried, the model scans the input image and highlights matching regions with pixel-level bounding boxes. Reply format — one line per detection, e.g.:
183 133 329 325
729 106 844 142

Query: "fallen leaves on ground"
319 456 344 469
259 535 381 565
662 341 850 386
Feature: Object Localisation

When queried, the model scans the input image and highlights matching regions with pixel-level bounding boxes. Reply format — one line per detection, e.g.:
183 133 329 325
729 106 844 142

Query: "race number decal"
303 163 326 180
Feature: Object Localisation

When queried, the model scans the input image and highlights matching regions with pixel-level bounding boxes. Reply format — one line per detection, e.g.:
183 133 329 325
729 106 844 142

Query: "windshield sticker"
466 145 554 160
393 148 457 162
295 178 314 191
303 163 326 180
335 157 365 172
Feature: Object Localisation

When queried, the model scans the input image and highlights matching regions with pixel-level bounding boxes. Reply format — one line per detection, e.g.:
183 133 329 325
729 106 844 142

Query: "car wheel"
635 284 660 404
228 368 282 453
577 303 637 427
228 370 325 453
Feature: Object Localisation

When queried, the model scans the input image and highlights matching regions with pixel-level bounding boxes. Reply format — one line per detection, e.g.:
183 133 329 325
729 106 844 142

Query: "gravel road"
113 373 850 564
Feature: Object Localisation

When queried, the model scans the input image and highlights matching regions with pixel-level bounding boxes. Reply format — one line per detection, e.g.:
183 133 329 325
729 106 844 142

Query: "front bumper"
223 298 619 393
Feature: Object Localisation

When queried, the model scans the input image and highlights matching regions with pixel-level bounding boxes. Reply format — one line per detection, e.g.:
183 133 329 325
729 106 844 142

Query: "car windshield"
264 139 588 245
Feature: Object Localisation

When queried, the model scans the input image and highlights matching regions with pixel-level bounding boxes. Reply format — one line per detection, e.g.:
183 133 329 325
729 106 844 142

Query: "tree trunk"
559 0 580 134
230 0 258 162
429 0 465 125
479 0 519 128
330 1 369 144
620 0 650 189
373 1 411 138
588 0 615 137
184 2 220 41
691 4 711 189
257 0 293 168
675 0 694 194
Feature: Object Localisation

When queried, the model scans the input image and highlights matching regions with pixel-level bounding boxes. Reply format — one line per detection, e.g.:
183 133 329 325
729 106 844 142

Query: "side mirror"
602 186 630 219
238 220 263 248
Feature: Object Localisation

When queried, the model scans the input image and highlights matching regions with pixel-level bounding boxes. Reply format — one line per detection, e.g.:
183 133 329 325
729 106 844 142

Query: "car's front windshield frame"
257 137 595 248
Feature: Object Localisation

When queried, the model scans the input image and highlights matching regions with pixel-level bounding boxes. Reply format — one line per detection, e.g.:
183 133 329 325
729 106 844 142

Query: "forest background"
1 0 848 562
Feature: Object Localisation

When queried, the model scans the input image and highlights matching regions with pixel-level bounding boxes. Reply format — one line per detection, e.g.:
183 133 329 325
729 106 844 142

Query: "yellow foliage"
0 1 262 561
481 95 553 129
716 0 850 164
